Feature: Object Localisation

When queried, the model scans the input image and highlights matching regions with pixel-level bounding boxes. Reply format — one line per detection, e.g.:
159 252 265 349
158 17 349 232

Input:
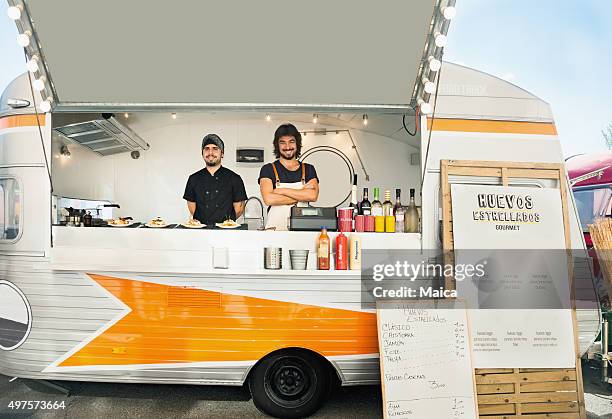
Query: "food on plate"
185 218 202 227
216 219 239 228
108 217 131 226
149 217 167 226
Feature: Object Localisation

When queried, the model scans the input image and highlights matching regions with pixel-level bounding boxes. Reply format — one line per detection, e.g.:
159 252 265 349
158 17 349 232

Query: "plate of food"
145 217 169 228
215 219 241 229
181 218 206 229
107 217 135 227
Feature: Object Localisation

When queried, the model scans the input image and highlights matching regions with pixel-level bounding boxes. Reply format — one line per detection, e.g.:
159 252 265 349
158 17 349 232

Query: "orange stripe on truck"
427 118 557 135
59 274 378 367
0 114 46 129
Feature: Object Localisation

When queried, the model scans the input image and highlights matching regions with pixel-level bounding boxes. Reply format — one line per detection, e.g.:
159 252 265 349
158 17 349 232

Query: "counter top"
51 226 421 274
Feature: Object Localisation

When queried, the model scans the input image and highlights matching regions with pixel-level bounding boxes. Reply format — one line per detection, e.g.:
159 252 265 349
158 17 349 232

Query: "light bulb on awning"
312 114 318 124
442 6 456 20
428 56 441 72
423 77 436 94
418 99 432 115
171 113 177 119
362 114 368 125
26 56 39 73
7 5 22 20
265 113 271 122
434 32 447 48
39 97 53 113
124 113 129 119
32 76 46 91
16 31 31 47
33 77 47 92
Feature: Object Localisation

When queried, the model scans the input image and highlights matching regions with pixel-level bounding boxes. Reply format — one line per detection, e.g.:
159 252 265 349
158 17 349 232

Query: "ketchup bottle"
335 232 348 270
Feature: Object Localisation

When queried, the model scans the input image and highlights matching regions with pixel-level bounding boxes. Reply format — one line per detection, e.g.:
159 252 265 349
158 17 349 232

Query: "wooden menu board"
440 159 586 418
376 300 478 419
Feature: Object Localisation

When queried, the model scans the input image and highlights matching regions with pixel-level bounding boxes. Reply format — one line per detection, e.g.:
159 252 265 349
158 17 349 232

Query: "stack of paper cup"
365 216 375 232
355 215 365 232
289 249 309 270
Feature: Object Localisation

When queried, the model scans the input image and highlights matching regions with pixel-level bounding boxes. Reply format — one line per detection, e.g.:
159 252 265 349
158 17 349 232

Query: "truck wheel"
249 349 330 418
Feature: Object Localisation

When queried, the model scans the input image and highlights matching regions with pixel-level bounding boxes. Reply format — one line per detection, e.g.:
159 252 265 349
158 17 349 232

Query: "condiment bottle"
317 227 330 270
335 232 348 270
349 234 362 270
83 211 93 227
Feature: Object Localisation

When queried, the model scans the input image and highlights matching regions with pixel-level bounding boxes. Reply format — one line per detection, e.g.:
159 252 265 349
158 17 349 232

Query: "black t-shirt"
183 166 247 225
258 160 318 188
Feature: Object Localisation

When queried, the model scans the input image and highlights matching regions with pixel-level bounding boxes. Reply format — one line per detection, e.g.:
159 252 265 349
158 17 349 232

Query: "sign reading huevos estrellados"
450 184 575 369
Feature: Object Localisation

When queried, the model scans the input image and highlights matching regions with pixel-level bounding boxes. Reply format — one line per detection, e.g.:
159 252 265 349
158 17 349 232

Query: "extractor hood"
53 113 149 156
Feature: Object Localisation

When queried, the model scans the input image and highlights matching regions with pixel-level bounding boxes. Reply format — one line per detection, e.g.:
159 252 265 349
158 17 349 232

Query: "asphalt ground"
0 366 610 418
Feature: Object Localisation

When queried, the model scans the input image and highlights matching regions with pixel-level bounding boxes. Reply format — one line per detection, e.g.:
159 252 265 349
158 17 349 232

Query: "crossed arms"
260 178 319 206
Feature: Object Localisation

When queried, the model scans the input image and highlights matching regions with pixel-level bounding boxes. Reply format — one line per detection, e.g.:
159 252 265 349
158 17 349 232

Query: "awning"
12 0 454 112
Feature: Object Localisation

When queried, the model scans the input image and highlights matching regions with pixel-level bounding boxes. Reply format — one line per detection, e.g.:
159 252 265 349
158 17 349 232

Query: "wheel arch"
242 347 343 387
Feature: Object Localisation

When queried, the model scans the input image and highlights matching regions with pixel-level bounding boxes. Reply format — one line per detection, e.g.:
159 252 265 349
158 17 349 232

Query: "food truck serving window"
0 178 21 242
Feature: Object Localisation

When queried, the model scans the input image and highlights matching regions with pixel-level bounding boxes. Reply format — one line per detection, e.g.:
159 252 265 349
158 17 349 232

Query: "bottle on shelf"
360 187 371 216
394 189 405 233
349 234 362 270
371 187 383 217
317 227 330 270
405 188 419 233
335 232 348 270
350 174 358 217
382 190 393 217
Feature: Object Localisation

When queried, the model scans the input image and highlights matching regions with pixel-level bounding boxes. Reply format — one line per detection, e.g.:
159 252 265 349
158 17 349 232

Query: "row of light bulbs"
417 5 455 115
8 3 454 117
267 113 369 126
133 112 371 126
7 5 53 112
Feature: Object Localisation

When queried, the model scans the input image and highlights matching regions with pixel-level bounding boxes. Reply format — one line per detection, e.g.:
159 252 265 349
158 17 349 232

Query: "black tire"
249 349 330 418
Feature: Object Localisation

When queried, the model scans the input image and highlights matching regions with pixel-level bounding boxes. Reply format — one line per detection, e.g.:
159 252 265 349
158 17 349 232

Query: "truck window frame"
0 176 23 244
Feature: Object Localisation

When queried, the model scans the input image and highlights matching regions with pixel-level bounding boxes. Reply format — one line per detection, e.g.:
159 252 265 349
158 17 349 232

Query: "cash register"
289 207 337 231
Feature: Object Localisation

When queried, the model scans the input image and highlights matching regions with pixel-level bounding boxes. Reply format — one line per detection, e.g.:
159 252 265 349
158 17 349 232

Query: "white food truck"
0 1 600 417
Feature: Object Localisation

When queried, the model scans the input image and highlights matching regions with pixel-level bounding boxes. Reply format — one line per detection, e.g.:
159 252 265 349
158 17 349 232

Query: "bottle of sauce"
349 234 362 270
317 227 330 270
335 232 348 270
83 211 93 227
405 188 419 233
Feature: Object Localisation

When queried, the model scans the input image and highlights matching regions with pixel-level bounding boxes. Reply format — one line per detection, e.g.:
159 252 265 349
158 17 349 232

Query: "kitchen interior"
50 110 424 272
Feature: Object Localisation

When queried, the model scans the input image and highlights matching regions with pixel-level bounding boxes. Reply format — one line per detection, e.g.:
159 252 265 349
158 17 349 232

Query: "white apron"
265 162 306 231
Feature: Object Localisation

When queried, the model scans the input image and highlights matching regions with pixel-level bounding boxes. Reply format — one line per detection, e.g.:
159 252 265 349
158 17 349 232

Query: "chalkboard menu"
376 301 478 418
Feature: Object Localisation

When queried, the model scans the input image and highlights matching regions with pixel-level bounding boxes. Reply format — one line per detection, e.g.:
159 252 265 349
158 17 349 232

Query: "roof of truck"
567 151 612 188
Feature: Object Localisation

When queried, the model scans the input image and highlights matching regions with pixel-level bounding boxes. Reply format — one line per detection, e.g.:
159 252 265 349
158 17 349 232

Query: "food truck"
568 152 612 308
0 0 601 417
567 151 612 384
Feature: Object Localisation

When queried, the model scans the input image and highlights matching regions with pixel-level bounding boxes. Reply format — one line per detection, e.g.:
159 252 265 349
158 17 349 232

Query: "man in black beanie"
183 134 247 225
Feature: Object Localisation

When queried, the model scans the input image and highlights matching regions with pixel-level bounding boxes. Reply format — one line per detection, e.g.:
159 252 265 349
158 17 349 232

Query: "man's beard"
281 149 296 159
205 157 220 166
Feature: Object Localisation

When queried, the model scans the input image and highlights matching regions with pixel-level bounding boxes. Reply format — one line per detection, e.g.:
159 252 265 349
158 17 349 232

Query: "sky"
1 1 610 157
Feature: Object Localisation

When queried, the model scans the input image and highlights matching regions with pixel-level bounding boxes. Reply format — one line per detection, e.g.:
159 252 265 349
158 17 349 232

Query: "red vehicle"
567 151 612 308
